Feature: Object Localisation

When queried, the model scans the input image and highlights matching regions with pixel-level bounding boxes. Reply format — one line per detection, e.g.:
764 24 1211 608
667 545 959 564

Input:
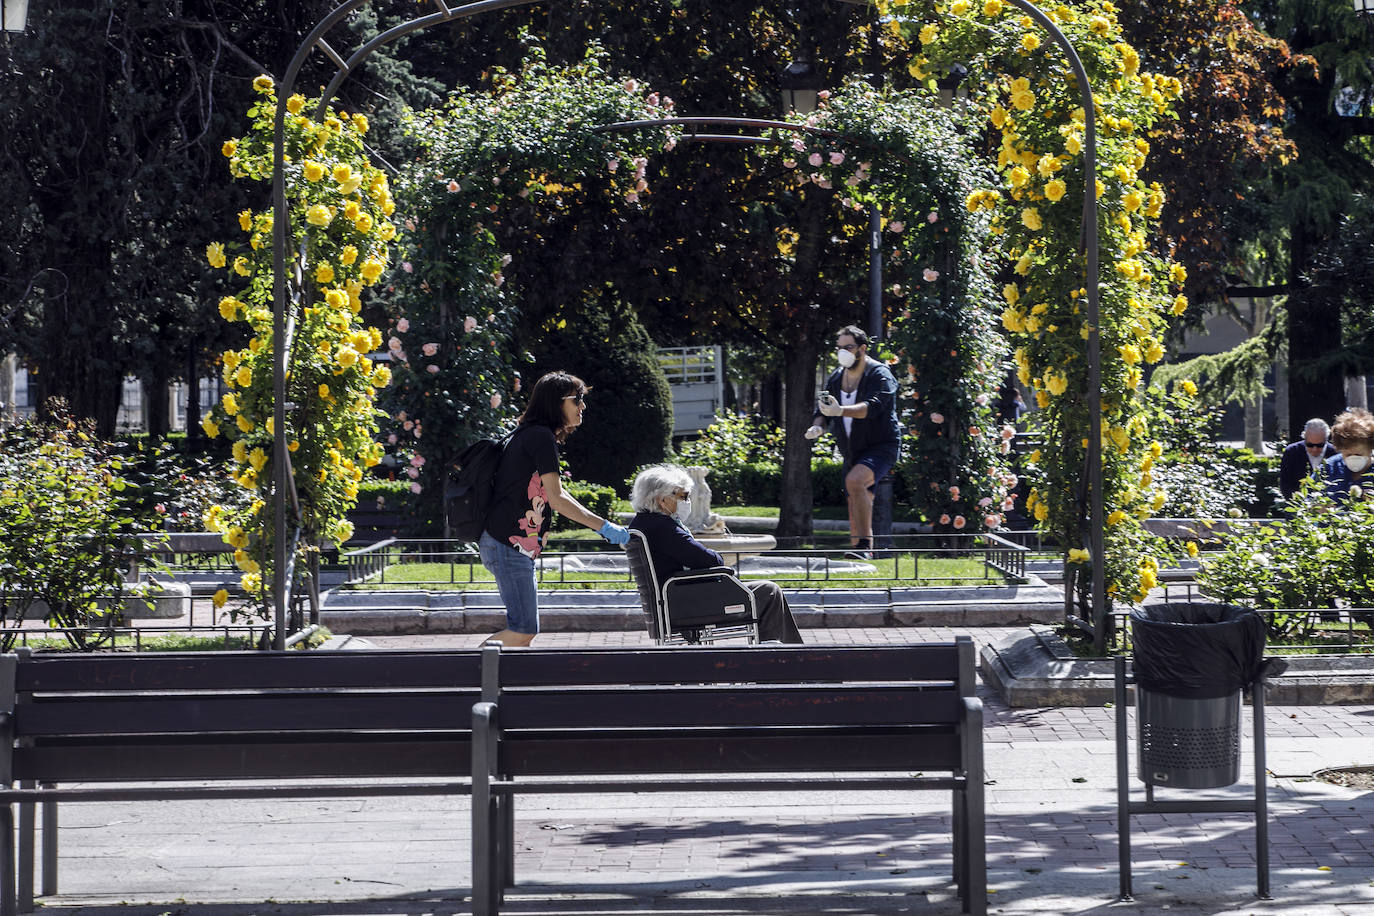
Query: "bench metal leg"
501 788 515 889
961 697 986 916
1253 679 1271 899
1115 656 1133 900
2 803 15 916
472 702 500 916
16 788 30 912
39 798 53 899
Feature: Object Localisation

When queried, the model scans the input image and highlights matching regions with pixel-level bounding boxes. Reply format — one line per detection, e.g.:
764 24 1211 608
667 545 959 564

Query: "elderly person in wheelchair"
629 464 803 644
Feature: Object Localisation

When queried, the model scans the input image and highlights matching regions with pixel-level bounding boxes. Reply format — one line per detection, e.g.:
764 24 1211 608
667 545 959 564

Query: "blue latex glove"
598 521 630 545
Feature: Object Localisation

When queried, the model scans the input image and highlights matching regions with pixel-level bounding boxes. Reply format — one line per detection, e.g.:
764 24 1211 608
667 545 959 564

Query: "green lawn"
351 553 1006 590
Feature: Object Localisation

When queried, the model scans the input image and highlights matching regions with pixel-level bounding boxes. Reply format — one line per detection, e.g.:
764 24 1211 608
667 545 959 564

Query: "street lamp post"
1 0 28 32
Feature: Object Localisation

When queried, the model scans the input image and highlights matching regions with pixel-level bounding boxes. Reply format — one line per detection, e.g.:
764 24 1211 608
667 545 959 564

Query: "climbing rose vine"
201 75 391 612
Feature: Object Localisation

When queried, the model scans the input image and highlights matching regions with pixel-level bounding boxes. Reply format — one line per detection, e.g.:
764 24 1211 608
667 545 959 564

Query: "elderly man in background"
1279 418 1337 500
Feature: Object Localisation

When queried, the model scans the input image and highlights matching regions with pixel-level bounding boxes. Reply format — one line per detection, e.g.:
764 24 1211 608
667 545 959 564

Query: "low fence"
340 532 1030 590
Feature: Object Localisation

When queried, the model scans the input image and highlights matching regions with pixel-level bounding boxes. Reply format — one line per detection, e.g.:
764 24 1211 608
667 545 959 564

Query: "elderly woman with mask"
629 464 804 644
1325 407 1374 500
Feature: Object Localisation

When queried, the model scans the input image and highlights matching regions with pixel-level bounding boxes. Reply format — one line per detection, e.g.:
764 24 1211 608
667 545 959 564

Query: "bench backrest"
0 650 483 784
480 640 976 776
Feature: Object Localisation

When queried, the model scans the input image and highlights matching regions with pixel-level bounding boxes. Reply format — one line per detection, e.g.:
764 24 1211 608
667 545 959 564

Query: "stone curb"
981 625 1374 707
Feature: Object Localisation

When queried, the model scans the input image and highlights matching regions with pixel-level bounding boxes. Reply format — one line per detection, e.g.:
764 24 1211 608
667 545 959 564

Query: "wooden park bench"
470 638 986 915
0 648 484 916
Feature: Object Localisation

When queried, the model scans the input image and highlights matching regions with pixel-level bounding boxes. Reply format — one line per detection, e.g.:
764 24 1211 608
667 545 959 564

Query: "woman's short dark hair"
520 371 587 442
1331 407 1374 450
836 325 869 348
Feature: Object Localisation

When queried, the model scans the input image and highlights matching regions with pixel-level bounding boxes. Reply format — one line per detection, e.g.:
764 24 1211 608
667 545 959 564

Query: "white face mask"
674 496 692 522
1345 453 1371 474
836 347 857 369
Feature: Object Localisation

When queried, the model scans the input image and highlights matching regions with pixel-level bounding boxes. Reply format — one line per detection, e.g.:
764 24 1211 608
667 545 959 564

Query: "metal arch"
996 0 1104 649
269 0 1104 649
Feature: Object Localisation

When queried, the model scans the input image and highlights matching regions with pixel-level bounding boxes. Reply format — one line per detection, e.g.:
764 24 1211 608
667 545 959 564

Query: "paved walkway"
43 627 1374 915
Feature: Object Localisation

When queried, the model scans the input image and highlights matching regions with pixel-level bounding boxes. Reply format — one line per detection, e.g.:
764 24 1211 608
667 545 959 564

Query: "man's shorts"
846 442 900 492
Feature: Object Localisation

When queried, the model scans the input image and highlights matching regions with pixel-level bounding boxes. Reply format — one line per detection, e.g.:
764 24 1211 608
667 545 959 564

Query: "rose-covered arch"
387 63 1010 533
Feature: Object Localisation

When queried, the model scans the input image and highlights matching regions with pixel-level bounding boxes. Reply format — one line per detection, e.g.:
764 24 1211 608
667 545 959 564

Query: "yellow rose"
1186 541 1199 558
233 256 251 276
372 364 392 387
354 212 374 234
336 346 358 368
1044 179 1066 202
1067 547 1090 563
303 161 326 182
222 392 239 416
360 259 384 284
234 365 252 388
221 139 237 157
1171 294 1189 315
211 589 229 609
983 0 1003 15
218 297 240 321
286 94 306 114
1022 33 1040 51
235 414 254 433
1044 371 1068 396
1107 510 1126 525
1181 379 1198 396
306 204 333 227
1123 190 1143 212
1021 208 1043 231
248 447 269 473
319 383 331 399
1145 340 1165 363
206 242 226 269
340 245 359 266
252 74 274 92
352 113 369 134
1119 344 1142 365
918 24 939 44
315 263 335 284
201 415 220 439
238 210 253 232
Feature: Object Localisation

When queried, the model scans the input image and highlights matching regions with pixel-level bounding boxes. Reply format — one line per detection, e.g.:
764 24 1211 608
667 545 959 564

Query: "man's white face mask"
836 347 857 369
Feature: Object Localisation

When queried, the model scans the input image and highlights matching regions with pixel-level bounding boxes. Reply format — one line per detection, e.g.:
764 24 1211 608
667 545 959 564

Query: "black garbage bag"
1131 603 1287 699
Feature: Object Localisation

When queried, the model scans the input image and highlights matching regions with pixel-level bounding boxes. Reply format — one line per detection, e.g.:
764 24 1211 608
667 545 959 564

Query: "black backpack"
444 432 512 542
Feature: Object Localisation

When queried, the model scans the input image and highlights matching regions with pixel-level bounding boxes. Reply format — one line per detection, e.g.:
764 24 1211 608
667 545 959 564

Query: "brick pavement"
36 625 1374 915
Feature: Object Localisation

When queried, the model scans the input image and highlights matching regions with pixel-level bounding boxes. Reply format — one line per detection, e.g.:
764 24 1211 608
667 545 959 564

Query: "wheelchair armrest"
664 566 738 582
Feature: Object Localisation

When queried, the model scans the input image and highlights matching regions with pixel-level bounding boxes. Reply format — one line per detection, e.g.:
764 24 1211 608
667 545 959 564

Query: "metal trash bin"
1136 686 1240 788
1130 602 1269 790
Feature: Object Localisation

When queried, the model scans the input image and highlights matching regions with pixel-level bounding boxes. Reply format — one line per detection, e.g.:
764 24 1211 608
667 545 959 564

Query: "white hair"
1304 418 1331 438
630 464 693 514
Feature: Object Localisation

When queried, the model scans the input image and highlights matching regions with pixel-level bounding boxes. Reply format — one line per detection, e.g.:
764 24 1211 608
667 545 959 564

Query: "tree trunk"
776 341 820 539
1286 226 1346 439
1243 396 1264 453
143 368 169 440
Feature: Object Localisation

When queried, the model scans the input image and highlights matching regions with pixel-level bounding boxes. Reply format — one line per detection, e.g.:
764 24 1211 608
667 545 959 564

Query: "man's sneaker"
844 548 873 561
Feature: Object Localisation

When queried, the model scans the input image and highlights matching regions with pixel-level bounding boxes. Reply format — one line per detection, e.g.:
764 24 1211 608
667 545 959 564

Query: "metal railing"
339 533 1031 590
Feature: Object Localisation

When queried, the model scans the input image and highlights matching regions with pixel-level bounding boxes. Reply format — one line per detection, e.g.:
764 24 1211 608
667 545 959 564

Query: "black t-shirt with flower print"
485 424 560 558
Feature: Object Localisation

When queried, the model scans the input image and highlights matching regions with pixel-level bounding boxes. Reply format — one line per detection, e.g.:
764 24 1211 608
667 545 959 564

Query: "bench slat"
500 729 962 775
498 685 962 729
14 736 471 781
16 650 482 692
15 690 481 736
495 644 963 686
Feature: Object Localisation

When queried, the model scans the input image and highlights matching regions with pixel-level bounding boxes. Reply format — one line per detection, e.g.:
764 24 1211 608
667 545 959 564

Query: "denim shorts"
848 442 900 491
478 531 539 635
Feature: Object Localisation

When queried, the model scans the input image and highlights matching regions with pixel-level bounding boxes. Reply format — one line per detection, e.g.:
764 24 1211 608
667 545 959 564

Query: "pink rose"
953 515 967 529
625 191 639 203
623 78 638 92
404 218 416 231
927 211 939 223
1003 474 1019 487
421 343 438 357
970 426 982 437
984 515 1001 528
817 89 831 100
663 137 677 152
409 482 422 494
891 285 903 296
815 177 832 189
1000 440 1012 455
860 161 872 172
979 496 993 508
426 364 439 374
1002 425 1017 440
403 420 413 430
783 159 797 169
791 138 807 152
388 336 402 351
396 318 410 333
387 433 398 445
1003 497 1016 511
975 393 989 406
409 454 425 467
808 152 823 167
930 412 945 425
490 393 502 409
939 514 951 525
464 316 477 333
829 151 845 165
396 411 407 422
923 268 940 282
405 467 419 479
889 221 905 233
513 376 522 392
446 179 460 192
154 503 166 514
413 427 422 439
607 158 619 173
402 262 413 273
645 92 660 107
949 486 961 500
